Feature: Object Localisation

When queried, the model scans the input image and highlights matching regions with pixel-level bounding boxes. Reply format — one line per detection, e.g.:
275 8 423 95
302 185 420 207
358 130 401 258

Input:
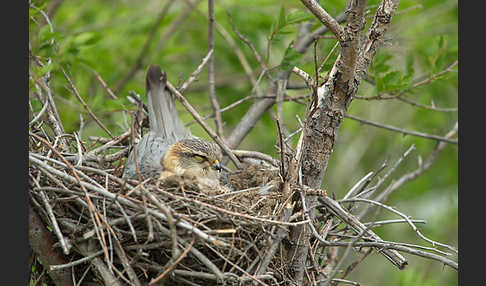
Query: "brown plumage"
123 65 223 189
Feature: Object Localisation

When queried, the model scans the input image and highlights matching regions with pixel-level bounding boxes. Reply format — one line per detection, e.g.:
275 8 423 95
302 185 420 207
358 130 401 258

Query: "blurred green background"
29 0 458 285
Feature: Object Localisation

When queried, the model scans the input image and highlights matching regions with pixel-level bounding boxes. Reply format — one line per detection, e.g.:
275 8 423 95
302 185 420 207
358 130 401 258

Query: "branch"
207 0 224 139
178 49 214 94
299 0 345 42
344 113 458 144
356 0 401 80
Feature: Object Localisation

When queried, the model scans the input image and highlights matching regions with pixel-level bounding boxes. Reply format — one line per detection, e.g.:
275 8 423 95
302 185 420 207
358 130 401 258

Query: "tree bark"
286 1 401 284
28 202 74 286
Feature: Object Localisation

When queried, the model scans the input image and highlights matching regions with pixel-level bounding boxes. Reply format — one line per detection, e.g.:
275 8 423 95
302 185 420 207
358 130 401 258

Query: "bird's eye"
192 154 206 163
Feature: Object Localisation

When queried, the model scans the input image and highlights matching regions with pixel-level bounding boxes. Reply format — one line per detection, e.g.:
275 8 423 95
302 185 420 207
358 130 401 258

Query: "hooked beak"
211 160 222 172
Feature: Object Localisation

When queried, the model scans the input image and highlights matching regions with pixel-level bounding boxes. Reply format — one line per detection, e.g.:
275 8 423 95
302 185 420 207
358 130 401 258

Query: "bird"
123 65 223 189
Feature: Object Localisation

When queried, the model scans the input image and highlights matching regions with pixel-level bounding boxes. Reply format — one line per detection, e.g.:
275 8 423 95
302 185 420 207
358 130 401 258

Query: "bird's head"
162 138 223 180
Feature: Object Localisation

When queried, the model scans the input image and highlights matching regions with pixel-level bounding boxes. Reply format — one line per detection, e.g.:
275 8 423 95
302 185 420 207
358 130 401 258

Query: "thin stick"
179 49 214 94
342 172 374 200
92 69 117 100
315 194 408 269
344 113 458 144
207 0 224 139
318 40 339 73
227 11 271 80
29 95 50 127
376 122 458 202
206 244 269 286
39 191 70 255
232 149 279 167
62 68 114 138
149 237 196 285
49 250 105 271
292 66 315 88
342 198 458 253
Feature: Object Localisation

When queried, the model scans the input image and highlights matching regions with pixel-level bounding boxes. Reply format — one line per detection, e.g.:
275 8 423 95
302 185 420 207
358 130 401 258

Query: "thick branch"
299 0 345 42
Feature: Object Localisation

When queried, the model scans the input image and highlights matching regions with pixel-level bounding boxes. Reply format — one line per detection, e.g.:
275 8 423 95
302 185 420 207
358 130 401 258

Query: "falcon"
123 65 223 188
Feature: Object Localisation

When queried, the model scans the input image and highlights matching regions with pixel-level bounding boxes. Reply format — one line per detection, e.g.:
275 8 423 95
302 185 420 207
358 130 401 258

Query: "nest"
28 126 312 286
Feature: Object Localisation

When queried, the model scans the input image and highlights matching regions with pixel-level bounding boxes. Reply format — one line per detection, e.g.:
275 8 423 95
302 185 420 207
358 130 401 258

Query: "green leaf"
280 41 303 70
286 10 313 25
73 32 101 46
438 35 446 50
370 53 392 74
277 5 286 29
377 70 404 92
406 53 414 75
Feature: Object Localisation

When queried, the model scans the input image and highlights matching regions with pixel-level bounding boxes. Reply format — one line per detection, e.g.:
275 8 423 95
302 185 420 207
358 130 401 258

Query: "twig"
207 0 224 139
342 172 374 200
376 122 458 202
254 204 293 277
29 95 50 127
206 244 269 286
49 250 105 271
149 237 196 285
356 145 415 200
178 49 214 94
62 68 114 138
292 66 315 88
77 241 122 286
413 60 458 88
227 11 271 80
396 96 457 112
341 198 458 253
215 20 257 86
92 69 117 100
39 191 71 255
344 113 458 144
143 187 180 260
315 194 408 269
363 218 426 228
314 239 457 270
232 149 279 167
318 40 339 73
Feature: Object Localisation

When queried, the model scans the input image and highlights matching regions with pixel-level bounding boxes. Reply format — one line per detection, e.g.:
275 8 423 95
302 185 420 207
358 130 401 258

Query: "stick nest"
29 129 305 285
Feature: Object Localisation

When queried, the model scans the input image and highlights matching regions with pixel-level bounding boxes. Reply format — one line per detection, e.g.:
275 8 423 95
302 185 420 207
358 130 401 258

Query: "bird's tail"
145 65 189 143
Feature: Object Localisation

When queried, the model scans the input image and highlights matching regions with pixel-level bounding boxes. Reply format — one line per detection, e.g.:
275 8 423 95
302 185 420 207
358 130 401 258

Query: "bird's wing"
123 65 191 179
123 131 168 179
